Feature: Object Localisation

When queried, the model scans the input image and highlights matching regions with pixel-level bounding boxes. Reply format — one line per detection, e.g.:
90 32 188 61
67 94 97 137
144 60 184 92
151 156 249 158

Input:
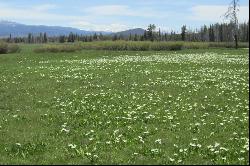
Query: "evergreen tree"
181 25 187 41
93 33 98 40
158 28 161 41
219 24 224 42
59 36 65 43
7 34 12 43
209 25 215 42
143 30 147 40
44 33 48 43
129 33 132 41
68 32 74 42
134 34 138 41
99 33 103 40
28 33 32 43
164 33 167 41
147 24 156 41
112 34 118 41
39 33 43 43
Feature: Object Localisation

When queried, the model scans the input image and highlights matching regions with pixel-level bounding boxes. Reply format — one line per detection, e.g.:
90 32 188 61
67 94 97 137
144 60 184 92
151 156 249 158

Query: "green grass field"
0 45 249 165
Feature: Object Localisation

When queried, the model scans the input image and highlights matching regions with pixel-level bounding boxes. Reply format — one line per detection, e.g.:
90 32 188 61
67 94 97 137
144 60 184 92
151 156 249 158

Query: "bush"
0 42 8 54
0 42 20 54
167 42 183 51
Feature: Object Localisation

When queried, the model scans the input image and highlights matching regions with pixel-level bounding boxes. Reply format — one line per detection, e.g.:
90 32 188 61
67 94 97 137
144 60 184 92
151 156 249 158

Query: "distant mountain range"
0 21 145 38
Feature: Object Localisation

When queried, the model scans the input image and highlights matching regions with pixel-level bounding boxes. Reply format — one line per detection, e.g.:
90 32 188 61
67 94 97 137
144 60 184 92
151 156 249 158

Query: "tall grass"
81 41 248 50
34 44 82 53
208 42 249 48
80 41 185 51
0 42 21 54
7 44 21 53
33 41 249 53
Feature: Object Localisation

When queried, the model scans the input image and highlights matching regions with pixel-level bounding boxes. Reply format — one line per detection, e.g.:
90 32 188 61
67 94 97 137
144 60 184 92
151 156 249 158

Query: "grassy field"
0 45 249 164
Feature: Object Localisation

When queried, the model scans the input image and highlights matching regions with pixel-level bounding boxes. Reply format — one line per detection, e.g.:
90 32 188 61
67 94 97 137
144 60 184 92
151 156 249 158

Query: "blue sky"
0 0 249 32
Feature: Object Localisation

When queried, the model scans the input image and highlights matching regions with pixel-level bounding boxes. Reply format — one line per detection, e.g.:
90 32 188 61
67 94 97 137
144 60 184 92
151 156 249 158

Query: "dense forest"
3 21 249 44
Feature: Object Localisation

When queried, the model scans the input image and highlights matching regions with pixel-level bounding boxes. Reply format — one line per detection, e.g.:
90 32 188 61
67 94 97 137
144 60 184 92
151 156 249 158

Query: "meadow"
0 44 249 164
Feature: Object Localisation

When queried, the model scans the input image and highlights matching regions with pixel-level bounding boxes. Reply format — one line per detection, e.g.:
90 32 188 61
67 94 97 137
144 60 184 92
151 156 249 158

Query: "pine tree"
112 34 118 41
59 36 65 43
143 30 147 41
68 32 74 42
129 33 132 41
147 24 156 41
158 28 161 41
28 33 32 43
181 25 187 41
93 33 98 40
164 33 167 41
7 34 12 43
99 33 103 40
134 34 138 41
219 24 224 42
209 25 215 42
44 33 48 43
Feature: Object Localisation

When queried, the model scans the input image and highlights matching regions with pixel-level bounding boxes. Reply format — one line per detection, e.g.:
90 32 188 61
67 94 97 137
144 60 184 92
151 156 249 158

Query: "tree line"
3 21 249 44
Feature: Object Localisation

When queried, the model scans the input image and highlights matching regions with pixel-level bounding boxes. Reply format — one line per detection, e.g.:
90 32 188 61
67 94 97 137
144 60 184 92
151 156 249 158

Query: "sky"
0 0 249 32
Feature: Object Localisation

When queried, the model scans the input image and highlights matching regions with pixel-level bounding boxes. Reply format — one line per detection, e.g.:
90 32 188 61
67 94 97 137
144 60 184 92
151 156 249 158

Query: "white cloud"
71 21 131 32
0 2 136 32
85 5 129 16
84 5 167 18
0 2 143 31
0 2 89 24
32 4 57 12
0 8 82 23
190 5 249 23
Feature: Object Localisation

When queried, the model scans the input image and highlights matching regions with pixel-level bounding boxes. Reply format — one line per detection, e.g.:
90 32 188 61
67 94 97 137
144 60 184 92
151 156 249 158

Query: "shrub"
0 42 20 54
167 42 183 51
0 42 8 54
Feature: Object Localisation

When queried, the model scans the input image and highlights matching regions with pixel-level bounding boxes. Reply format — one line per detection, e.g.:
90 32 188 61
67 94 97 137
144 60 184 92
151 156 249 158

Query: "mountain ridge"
114 28 145 36
0 21 145 37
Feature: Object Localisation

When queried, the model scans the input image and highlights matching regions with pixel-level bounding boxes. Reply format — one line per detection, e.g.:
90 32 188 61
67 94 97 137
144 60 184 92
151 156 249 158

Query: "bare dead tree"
224 0 240 49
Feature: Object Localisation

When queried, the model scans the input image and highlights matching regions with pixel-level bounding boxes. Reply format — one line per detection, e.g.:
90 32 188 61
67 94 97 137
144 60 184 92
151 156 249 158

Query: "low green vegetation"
0 42 20 54
0 44 249 164
33 41 249 53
